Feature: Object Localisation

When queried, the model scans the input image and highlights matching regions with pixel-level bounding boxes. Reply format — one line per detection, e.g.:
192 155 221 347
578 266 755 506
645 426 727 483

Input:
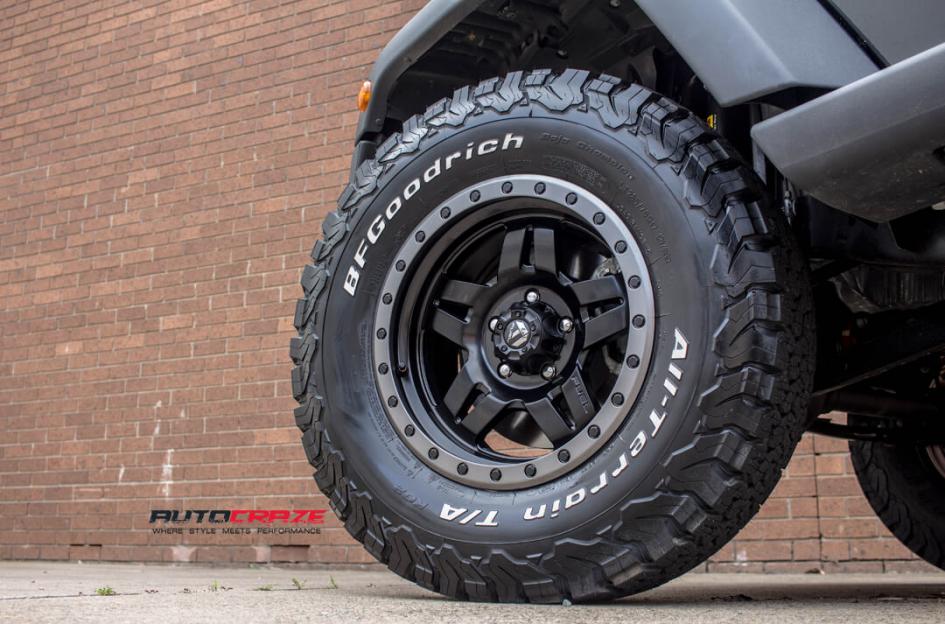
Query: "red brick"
792 539 821 561
850 538 915 561
735 540 793 561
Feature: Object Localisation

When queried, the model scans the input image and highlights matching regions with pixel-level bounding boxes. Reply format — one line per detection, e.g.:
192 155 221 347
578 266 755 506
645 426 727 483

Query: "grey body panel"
633 0 877 106
752 43 945 222
830 0 945 64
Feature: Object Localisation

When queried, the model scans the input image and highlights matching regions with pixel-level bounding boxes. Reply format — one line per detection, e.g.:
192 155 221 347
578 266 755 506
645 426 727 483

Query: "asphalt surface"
0 562 943 623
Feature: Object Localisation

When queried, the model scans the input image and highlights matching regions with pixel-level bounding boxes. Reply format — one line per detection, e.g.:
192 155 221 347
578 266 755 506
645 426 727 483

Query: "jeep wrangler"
289 0 945 602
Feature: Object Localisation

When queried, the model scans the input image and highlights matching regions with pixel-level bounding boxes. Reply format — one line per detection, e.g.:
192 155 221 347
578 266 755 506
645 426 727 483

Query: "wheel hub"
373 175 656 490
490 295 568 377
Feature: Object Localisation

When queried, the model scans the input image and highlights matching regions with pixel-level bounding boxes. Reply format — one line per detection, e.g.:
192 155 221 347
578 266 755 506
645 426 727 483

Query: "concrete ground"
0 562 943 623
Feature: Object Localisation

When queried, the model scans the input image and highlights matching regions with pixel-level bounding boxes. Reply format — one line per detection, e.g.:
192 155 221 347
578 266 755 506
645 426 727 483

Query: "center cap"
503 319 531 349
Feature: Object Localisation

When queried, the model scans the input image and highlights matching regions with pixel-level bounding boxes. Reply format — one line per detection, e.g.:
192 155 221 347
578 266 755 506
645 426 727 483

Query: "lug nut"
525 289 540 304
498 363 512 378
488 317 499 332
559 318 574 333
541 365 556 380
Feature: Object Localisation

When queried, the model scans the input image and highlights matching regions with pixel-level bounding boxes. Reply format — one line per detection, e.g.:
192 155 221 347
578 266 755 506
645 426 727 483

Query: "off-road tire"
290 69 815 602
850 440 945 570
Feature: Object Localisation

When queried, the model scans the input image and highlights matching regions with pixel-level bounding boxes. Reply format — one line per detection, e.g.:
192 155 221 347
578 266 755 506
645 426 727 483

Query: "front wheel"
291 70 815 602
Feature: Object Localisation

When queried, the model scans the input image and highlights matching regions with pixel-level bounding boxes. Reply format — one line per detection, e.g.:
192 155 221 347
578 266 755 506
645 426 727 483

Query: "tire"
290 69 814 603
850 439 945 569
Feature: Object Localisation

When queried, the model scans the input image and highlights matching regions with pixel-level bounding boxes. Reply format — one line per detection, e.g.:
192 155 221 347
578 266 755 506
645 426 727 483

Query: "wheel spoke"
462 394 509 437
583 304 627 349
431 308 467 346
570 275 622 305
532 227 556 275
497 227 527 278
561 369 595 428
439 279 488 307
442 364 477 417
524 396 573 444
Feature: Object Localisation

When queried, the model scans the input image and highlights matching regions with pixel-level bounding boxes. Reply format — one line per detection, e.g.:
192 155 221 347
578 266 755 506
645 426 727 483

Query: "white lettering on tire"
342 134 524 297
438 328 690 528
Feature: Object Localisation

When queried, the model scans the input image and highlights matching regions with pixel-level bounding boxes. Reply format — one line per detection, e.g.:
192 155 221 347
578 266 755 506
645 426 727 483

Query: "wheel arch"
352 0 878 173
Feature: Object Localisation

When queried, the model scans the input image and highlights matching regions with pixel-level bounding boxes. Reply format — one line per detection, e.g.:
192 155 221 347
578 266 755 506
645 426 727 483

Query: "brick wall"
0 0 933 571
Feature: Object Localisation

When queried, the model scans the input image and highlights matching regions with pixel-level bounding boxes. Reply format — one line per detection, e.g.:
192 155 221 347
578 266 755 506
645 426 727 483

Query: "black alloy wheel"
375 176 655 489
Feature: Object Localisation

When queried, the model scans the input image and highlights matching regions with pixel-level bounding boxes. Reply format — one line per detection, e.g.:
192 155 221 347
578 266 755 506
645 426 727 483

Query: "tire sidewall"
318 109 721 548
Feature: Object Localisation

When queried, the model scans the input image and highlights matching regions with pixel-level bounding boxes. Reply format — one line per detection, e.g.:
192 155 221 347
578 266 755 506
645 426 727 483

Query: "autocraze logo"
343 132 525 297
149 509 326 535
150 509 326 523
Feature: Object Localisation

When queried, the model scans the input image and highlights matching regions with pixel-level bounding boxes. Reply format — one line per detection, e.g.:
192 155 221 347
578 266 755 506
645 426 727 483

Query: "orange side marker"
357 81 372 112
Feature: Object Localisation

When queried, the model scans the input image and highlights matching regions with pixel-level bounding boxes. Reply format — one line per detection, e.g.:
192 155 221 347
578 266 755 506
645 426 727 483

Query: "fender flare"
350 0 481 172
